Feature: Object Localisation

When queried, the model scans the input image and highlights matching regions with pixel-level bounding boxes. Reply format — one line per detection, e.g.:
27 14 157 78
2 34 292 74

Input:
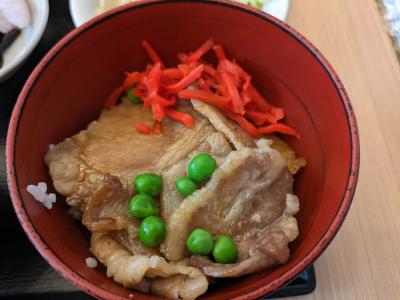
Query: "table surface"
284 0 400 299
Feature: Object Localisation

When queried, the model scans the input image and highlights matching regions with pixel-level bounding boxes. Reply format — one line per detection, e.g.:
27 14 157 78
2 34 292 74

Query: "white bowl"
263 0 290 21
0 0 49 82
69 0 290 28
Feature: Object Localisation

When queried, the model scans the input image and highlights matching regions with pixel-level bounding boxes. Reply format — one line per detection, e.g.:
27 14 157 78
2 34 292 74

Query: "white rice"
26 182 57 209
38 182 47 192
85 257 98 268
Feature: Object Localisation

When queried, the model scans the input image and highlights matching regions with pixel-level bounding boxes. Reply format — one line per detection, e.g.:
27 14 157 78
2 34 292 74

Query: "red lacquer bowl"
6 1 360 299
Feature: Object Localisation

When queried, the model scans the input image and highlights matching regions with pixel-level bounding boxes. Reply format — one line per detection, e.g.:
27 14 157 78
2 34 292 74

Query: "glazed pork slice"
45 97 301 284
81 175 131 233
161 131 233 222
74 99 209 179
161 139 299 276
78 174 209 299
267 135 306 175
191 99 256 149
79 174 158 256
191 99 305 175
82 131 233 254
189 208 299 277
45 99 215 207
91 233 208 300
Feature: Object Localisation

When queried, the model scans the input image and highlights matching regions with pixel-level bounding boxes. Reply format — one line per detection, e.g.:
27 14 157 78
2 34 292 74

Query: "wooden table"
284 0 400 299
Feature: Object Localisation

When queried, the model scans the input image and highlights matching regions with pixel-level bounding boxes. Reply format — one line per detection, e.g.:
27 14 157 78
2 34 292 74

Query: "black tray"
0 1 316 299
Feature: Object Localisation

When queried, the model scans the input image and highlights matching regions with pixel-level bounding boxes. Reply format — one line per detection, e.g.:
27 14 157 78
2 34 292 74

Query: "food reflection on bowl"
6 1 359 299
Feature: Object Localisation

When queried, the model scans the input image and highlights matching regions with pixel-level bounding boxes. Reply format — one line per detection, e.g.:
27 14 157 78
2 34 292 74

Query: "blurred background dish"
69 0 290 27
0 0 48 82
377 0 400 57
262 0 290 21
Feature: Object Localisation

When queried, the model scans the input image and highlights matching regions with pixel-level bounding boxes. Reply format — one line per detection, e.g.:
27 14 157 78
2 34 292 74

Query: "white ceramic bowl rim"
0 0 49 80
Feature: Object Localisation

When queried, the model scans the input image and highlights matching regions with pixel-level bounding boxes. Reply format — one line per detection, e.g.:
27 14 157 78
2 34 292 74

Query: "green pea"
186 228 214 255
129 193 158 219
127 88 142 104
212 235 238 264
188 153 217 182
176 176 197 197
139 216 166 247
134 173 163 197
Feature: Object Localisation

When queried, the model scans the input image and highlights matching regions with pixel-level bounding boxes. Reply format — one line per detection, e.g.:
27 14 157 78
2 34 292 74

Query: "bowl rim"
6 0 360 299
